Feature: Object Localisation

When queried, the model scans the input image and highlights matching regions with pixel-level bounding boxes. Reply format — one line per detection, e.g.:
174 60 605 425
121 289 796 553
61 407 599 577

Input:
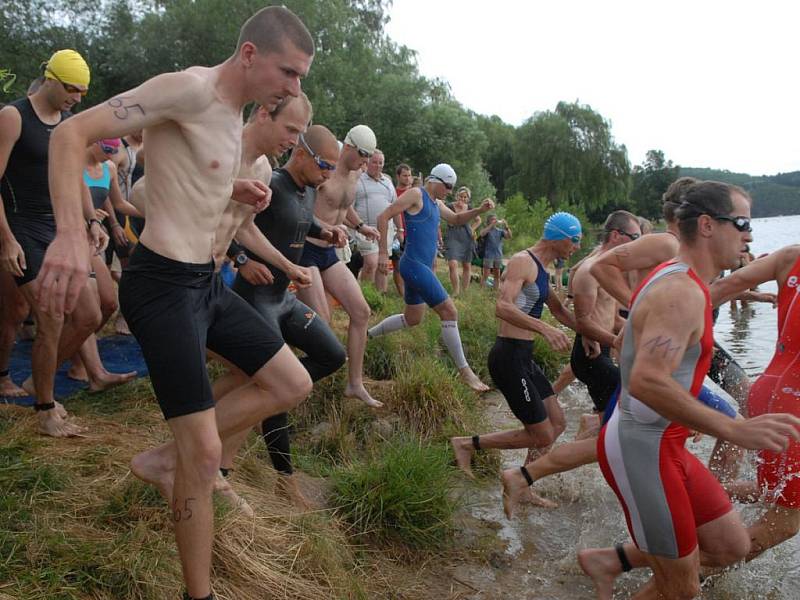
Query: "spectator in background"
444 186 480 296
479 214 512 288
353 147 402 292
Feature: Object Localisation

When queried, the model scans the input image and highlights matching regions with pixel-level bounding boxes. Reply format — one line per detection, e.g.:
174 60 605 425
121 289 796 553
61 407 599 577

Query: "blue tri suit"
399 188 449 307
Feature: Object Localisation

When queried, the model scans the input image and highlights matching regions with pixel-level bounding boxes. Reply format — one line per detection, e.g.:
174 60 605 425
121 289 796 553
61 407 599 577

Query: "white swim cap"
429 163 457 187
344 124 377 155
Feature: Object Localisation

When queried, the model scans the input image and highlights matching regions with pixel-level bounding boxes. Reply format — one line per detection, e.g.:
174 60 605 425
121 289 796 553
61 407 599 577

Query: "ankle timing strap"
219 467 231 478
183 593 215 600
0 369 9 378
615 543 633 572
520 465 534 486
471 435 481 451
33 402 56 412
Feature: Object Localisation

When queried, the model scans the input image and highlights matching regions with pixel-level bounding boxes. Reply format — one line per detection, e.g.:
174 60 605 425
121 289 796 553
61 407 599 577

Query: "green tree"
510 101 631 221
476 114 514 201
630 150 680 220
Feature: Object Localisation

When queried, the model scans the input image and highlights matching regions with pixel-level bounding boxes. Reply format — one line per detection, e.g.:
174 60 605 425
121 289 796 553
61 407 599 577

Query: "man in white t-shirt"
353 149 402 292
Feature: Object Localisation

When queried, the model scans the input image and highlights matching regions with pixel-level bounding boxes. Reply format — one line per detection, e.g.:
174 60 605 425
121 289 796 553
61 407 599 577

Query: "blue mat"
2 335 148 407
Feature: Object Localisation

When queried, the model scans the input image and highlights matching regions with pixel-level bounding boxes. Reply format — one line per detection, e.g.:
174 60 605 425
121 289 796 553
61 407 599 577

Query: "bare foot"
214 473 254 518
575 413 600 441
88 370 137 393
0 376 27 398
450 437 475 478
344 383 383 408
131 448 175 504
36 410 87 438
114 314 131 336
577 547 622 600
522 488 558 509
501 468 530 519
67 364 89 382
22 378 68 418
459 367 490 393
275 473 312 511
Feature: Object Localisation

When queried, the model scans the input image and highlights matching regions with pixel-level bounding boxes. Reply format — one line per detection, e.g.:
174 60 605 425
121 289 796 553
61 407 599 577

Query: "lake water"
458 215 800 599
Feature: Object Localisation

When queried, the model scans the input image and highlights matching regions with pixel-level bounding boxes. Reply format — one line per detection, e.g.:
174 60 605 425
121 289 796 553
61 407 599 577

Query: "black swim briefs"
119 243 284 420
570 334 620 412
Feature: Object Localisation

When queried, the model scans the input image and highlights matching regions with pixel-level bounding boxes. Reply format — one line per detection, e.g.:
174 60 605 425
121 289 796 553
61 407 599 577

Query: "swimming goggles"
299 134 335 171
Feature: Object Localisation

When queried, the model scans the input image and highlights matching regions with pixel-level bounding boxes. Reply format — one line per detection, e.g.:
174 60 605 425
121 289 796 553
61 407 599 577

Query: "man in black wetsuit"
221 123 347 506
0 49 116 436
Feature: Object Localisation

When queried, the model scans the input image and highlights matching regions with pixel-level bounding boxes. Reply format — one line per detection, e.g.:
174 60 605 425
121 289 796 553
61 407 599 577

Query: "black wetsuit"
0 97 70 285
232 168 346 474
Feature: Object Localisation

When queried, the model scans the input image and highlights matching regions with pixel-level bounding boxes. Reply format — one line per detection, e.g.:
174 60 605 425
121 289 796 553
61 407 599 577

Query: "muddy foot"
523 488 558 509
0 376 27 398
275 473 312 511
577 547 622 600
459 367 490 393
88 370 137 393
130 449 175 504
37 409 87 438
450 437 475 478
67 365 89 382
575 413 600 441
214 472 254 518
501 468 532 519
344 383 383 408
114 314 131 336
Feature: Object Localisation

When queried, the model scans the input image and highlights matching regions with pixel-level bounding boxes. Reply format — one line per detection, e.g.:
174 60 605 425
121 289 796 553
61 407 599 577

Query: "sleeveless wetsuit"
0 97 70 285
399 188 447 307
748 254 800 508
488 251 554 424
84 162 111 210
597 261 732 559
232 168 346 475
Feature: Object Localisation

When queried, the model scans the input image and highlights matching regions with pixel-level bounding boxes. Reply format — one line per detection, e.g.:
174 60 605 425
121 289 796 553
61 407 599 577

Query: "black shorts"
299 241 339 272
488 336 553 425
119 243 284 420
9 215 56 286
231 279 346 382
570 334 620 412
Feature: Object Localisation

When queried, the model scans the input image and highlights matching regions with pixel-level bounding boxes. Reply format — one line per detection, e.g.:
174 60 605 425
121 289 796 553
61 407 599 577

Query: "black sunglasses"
45 67 88 96
299 134 335 171
611 228 640 241
713 215 752 233
433 176 453 191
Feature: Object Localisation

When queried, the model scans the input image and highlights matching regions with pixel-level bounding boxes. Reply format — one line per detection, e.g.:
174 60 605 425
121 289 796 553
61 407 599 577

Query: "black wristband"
88 218 102 228
34 402 56 412
615 543 633 572
226 239 244 260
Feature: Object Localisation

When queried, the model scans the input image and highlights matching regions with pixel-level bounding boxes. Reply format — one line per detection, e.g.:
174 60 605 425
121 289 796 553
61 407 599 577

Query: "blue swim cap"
543 212 582 241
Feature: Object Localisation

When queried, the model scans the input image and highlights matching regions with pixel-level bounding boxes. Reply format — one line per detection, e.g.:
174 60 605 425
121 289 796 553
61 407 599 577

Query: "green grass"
331 435 460 550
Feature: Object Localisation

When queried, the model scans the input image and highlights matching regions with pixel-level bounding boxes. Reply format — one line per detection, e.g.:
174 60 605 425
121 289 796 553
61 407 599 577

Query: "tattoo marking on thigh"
172 497 196 522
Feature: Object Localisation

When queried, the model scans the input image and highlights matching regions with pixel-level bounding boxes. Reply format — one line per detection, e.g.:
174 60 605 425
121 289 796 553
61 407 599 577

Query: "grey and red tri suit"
597 261 732 559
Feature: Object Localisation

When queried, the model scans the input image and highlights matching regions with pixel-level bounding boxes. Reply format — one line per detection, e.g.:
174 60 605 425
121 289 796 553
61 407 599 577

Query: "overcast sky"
385 0 799 176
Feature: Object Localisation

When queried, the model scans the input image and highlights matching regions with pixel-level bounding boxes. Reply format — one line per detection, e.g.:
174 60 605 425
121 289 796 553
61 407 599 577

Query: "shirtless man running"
295 124 384 407
39 8 317 599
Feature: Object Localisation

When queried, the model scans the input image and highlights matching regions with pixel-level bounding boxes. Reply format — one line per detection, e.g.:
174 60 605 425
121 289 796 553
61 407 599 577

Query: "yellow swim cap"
44 49 90 87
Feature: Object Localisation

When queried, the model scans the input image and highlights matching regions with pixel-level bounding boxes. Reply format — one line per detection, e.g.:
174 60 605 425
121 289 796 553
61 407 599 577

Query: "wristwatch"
235 252 249 267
